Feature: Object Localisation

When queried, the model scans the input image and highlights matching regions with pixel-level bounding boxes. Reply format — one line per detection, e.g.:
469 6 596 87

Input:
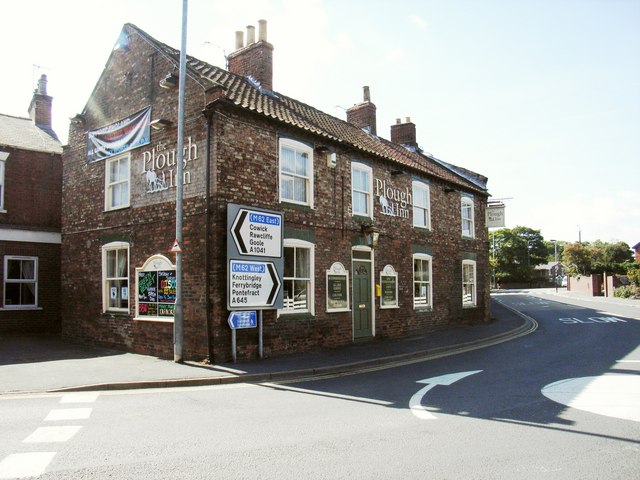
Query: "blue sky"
2 0 639 247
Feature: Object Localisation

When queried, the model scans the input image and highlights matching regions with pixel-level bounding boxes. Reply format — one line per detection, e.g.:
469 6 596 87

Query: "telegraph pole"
174 0 188 362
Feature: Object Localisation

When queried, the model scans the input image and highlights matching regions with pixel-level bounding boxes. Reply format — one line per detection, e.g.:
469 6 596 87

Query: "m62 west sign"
229 260 281 308
227 204 284 310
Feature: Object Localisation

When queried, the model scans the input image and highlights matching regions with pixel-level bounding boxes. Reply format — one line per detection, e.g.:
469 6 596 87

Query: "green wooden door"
352 260 372 339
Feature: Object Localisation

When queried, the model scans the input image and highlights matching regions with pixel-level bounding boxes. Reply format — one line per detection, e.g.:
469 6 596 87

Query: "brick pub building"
62 22 490 362
0 75 62 334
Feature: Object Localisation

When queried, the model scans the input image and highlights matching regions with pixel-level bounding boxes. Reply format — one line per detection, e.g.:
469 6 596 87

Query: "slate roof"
128 24 488 194
0 113 62 154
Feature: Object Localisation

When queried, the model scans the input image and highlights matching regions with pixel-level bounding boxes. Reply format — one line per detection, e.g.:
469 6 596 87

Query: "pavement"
6 289 634 396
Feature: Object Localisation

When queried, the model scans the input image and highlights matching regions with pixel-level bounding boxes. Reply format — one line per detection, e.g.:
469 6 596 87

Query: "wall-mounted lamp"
159 72 179 89
316 145 337 168
150 118 173 130
361 223 380 249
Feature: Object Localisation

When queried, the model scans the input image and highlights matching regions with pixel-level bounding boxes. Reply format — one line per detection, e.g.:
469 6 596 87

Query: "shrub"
614 285 639 299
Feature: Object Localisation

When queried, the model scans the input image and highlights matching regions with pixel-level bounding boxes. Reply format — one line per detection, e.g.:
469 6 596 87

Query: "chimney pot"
235 30 244 50
37 74 48 95
346 87 377 136
258 19 267 42
390 116 417 148
246 25 256 45
228 20 274 91
29 74 53 128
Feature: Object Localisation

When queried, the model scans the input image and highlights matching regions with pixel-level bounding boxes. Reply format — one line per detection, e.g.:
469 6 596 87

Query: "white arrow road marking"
410 370 483 420
542 374 640 422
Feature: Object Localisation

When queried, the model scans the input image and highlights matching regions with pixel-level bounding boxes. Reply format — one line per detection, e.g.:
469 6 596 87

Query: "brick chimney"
346 86 377 136
390 117 418 149
227 19 274 91
29 74 53 128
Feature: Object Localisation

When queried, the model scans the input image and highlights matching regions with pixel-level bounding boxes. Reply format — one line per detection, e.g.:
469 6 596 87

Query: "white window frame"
3 256 38 309
279 138 314 207
351 162 373 218
0 151 8 212
101 241 129 313
461 195 475 238
412 180 431 229
462 259 477 307
105 153 131 211
413 253 433 309
280 239 315 315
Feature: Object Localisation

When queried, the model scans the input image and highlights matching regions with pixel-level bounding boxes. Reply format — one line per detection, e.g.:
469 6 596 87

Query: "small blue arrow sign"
228 311 258 329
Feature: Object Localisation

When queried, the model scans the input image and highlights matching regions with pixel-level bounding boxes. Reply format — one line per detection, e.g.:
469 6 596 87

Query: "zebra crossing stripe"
0 452 56 479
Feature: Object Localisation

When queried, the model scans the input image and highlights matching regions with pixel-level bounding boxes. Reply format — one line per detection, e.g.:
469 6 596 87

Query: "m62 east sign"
227 204 284 310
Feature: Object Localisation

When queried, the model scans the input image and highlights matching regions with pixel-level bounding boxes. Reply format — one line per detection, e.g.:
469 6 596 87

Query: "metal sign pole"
258 310 263 359
174 0 188 363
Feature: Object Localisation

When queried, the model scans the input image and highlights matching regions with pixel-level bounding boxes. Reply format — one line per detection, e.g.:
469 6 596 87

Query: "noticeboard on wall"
136 255 176 321
326 262 350 312
380 265 398 309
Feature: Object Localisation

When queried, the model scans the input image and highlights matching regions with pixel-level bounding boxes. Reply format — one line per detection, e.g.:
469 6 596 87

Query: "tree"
544 240 565 263
590 240 632 274
562 240 632 276
491 226 546 284
562 242 592 276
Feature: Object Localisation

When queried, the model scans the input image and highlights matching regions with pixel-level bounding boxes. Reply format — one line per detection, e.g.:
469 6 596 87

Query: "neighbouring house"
61 22 490 362
0 75 62 334
533 261 566 287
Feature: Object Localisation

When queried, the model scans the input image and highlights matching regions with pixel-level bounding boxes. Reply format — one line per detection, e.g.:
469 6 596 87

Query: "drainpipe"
203 109 213 362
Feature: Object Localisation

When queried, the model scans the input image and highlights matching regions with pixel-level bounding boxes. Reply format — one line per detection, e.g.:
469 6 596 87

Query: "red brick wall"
61 25 489 362
0 146 61 229
0 241 61 333
0 139 62 334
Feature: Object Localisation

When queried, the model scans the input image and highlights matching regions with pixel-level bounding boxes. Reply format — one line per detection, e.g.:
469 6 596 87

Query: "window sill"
0 209 6 214
326 308 351 313
413 306 433 312
380 305 399 310
101 311 130 318
352 214 373 223
280 201 314 212
134 317 174 323
463 304 478 309
0 306 42 311
277 311 315 321
413 225 431 232
104 205 131 213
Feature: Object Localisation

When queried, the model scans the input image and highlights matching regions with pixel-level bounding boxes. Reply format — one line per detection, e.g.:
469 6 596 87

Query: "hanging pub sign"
486 203 506 228
86 106 151 163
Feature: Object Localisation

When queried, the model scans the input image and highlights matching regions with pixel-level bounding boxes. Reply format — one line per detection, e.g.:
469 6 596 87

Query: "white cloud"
409 14 428 31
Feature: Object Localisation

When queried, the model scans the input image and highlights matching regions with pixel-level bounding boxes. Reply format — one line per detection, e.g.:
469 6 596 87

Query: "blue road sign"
228 310 258 329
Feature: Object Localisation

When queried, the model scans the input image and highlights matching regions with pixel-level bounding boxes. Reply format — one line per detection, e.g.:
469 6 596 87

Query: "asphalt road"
1 293 638 479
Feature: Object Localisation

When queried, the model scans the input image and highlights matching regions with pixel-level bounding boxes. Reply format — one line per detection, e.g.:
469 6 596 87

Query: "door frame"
351 245 375 340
